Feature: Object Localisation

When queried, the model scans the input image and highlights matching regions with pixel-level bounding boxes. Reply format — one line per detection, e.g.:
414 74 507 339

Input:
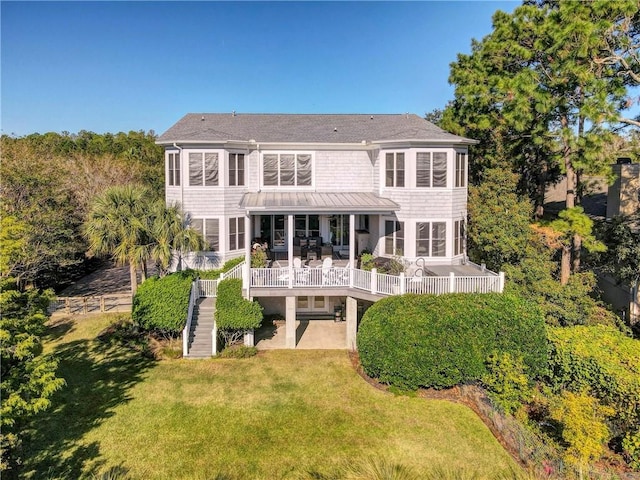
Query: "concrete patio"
255 319 347 350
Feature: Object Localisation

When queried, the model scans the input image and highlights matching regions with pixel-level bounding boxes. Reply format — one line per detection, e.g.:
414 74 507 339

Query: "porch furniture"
293 236 322 259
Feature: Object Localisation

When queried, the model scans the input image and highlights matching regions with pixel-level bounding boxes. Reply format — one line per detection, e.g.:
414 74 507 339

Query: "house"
157 113 504 355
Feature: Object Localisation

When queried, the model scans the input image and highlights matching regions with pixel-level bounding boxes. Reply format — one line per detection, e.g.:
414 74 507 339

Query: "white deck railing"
248 266 504 295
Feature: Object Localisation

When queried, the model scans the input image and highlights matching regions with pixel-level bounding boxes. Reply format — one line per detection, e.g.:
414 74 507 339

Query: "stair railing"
182 280 200 357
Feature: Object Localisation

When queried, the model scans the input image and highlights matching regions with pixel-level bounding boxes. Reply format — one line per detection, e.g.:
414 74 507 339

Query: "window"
385 152 405 187
330 215 350 247
228 153 245 186
455 152 467 187
454 219 465 256
189 152 218 186
416 222 446 257
263 153 312 187
295 215 320 237
228 217 245 251
416 151 447 187
191 218 219 251
384 220 404 255
168 152 180 186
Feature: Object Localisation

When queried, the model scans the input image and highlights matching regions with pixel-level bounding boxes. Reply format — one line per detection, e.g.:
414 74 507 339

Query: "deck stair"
186 297 216 358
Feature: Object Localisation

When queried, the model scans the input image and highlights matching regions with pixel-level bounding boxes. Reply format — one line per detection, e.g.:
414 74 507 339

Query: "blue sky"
1 1 519 136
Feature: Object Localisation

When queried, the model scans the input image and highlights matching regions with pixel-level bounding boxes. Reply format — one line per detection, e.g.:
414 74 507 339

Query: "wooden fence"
48 294 133 315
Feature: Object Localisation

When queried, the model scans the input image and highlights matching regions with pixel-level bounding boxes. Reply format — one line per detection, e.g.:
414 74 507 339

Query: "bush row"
357 293 547 390
215 278 263 331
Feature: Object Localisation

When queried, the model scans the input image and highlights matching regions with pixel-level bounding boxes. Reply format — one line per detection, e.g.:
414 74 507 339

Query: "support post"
244 328 254 347
498 272 505 293
286 296 296 348
449 272 456 293
212 320 218 356
346 296 358 350
399 272 406 294
371 268 377 294
349 214 356 265
287 214 294 266
244 214 251 293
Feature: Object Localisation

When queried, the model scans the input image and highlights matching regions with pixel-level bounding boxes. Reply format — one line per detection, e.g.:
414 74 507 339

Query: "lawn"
24 314 520 479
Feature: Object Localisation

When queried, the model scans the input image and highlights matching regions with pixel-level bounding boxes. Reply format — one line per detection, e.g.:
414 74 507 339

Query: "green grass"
25 314 520 480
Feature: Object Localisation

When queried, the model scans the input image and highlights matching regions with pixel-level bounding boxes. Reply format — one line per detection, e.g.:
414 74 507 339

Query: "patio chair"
318 257 334 285
293 257 310 285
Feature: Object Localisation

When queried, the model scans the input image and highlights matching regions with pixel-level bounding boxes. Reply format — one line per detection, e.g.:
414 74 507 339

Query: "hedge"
132 272 194 335
357 293 547 390
547 325 640 435
215 278 263 330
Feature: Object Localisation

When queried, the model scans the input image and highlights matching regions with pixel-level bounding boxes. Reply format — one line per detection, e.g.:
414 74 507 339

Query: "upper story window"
263 153 312 187
455 152 467 187
229 153 245 186
189 152 219 186
416 152 447 187
168 152 180 186
191 218 219 251
385 153 405 187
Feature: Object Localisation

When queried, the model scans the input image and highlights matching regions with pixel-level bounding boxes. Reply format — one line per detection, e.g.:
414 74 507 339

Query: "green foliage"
467 168 533 271
0 278 65 475
483 352 533 415
622 429 640 471
218 345 258 359
357 293 547 390
131 272 194 336
546 325 640 436
215 279 263 348
251 249 268 268
592 213 640 286
193 256 245 280
0 131 163 289
360 253 375 271
549 391 614 474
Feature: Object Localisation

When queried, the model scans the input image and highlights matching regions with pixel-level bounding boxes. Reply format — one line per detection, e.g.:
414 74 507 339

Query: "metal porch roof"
239 192 400 214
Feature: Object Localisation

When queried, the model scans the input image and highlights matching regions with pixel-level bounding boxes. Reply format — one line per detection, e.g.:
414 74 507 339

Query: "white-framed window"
229 153 245 186
189 152 219 186
167 152 181 187
385 152 405 187
416 222 446 257
263 153 312 187
416 152 447 187
295 215 320 237
191 218 219 251
455 152 467 188
454 219 465 256
228 217 245 251
384 220 404 256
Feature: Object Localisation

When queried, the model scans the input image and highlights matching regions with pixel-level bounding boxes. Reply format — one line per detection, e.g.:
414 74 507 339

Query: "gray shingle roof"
157 113 476 144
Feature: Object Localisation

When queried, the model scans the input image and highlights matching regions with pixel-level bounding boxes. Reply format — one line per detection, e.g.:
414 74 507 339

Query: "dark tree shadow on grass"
21 329 155 479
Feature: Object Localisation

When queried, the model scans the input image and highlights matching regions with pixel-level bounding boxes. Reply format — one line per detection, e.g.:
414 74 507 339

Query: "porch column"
244 214 251 292
287 214 294 265
346 296 358 350
286 296 296 348
349 214 356 266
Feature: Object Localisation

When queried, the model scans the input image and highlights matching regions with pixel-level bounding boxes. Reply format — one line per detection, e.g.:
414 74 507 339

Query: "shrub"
546 325 640 436
360 253 375 271
193 255 245 280
215 278 262 347
218 345 258 358
549 391 614 475
483 351 533 415
357 293 547 390
622 429 640 471
132 272 193 336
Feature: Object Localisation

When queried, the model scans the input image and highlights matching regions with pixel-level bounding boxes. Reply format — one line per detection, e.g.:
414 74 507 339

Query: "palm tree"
84 185 152 294
149 201 205 276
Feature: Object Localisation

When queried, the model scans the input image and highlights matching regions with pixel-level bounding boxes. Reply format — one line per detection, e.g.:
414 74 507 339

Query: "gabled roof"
157 113 476 145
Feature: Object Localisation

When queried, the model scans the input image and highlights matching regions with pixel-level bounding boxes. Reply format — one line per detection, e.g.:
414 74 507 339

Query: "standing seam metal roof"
157 113 476 144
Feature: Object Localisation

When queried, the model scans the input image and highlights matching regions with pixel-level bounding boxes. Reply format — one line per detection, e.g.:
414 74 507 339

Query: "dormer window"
263 153 312 187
